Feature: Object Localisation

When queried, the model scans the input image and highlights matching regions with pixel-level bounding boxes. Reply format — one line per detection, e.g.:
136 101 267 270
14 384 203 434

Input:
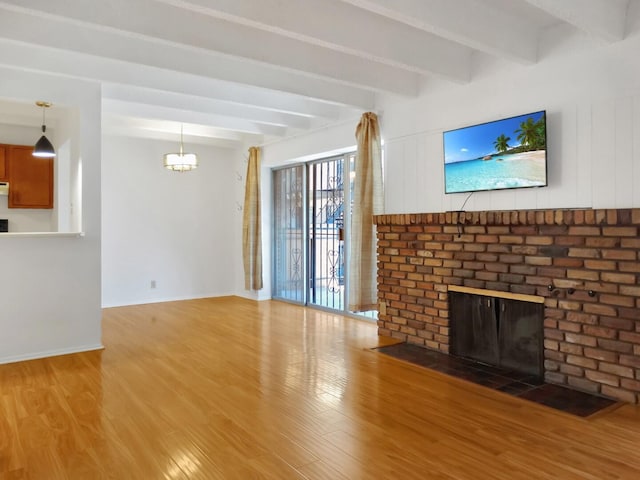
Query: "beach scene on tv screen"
444 111 547 194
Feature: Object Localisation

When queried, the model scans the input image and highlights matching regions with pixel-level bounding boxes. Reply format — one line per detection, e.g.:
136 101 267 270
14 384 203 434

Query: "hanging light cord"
179 124 184 155
36 101 51 133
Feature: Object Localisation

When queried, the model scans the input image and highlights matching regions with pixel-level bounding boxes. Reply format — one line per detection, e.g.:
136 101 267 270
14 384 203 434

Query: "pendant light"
33 101 56 158
163 124 198 172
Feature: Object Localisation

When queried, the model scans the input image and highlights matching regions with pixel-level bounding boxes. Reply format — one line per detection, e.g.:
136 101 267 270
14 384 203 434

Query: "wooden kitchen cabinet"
0 145 7 182
8 145 53 209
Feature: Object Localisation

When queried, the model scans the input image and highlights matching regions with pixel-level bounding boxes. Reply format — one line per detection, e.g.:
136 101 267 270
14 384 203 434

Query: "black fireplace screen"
450 292 544 378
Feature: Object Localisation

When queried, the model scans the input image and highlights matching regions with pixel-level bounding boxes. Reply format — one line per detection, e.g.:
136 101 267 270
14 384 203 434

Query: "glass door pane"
308 157 345 310
273 166 305 303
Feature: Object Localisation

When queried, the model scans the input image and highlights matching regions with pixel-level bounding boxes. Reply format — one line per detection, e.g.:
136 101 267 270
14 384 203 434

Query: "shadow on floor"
373 343 619 417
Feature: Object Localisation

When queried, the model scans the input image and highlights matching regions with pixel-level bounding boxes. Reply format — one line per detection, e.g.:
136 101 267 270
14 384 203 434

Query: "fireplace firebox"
449 288 544 378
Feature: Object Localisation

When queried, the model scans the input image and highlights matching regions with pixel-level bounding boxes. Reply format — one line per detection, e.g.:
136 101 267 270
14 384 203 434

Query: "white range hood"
0 182 8 195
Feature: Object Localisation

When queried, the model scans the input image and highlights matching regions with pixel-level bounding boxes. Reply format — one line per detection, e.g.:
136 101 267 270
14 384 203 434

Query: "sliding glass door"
273 154 377 319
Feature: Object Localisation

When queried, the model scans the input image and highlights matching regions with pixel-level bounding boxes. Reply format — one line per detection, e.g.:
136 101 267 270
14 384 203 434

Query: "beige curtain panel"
242 146 263 291
348 112 383 312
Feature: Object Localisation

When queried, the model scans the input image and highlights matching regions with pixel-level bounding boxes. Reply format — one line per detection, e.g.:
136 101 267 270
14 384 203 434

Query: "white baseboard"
0 343 105 365
235 291 272 301
101 292 236 308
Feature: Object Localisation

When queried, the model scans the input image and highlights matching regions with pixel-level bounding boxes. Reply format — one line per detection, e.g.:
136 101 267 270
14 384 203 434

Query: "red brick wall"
374 209 640 403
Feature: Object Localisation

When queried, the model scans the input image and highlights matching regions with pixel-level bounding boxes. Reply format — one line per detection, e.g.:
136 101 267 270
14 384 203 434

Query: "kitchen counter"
0 232 84 238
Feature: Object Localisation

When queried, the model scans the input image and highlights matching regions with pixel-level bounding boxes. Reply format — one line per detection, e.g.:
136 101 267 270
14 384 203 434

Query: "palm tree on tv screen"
515 117 538 148
534 114 546 149
493 134 511 153
515 114 546 151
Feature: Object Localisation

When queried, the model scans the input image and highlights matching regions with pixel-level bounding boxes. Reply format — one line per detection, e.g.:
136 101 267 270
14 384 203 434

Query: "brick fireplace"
373 208 640 403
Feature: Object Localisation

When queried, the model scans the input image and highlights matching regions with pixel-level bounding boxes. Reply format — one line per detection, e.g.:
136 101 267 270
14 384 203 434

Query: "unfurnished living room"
1 0 640 478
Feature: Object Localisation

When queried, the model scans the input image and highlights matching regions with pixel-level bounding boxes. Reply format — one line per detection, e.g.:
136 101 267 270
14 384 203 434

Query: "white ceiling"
0 0 635 148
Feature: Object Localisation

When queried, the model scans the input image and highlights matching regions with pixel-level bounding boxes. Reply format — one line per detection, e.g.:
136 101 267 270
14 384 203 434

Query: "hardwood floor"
1 296 640 479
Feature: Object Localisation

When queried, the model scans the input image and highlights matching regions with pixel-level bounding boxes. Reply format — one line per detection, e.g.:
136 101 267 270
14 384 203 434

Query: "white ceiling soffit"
0 0 634 147
522 0 630 42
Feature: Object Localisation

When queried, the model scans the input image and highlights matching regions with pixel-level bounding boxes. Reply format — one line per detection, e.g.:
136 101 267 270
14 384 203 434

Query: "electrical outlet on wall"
150 280 156 289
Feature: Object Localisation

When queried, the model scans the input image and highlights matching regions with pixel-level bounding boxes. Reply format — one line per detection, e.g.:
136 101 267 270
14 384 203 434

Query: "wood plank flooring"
1 296 640 479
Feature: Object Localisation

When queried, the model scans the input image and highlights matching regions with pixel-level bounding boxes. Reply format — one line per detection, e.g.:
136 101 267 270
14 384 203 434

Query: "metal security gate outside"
308 156 346 310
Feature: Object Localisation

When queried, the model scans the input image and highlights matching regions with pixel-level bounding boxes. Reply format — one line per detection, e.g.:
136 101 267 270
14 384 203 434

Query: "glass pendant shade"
163 152 198 171
164 125 198 172
33 101 56 158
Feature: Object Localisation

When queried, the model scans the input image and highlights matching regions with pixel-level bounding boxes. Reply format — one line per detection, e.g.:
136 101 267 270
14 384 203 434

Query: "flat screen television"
443 110 547 194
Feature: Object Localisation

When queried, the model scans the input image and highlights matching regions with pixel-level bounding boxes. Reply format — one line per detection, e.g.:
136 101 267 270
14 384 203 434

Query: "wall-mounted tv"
443 110 547 194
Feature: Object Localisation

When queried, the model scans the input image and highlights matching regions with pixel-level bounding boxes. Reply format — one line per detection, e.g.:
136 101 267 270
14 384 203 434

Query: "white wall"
0 68 102 364
261 119 359 167
379 24 640 214
101 136 237 307
55 108 82 233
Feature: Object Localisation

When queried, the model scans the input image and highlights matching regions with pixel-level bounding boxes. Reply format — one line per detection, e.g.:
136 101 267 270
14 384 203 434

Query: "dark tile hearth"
374 343 618 417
